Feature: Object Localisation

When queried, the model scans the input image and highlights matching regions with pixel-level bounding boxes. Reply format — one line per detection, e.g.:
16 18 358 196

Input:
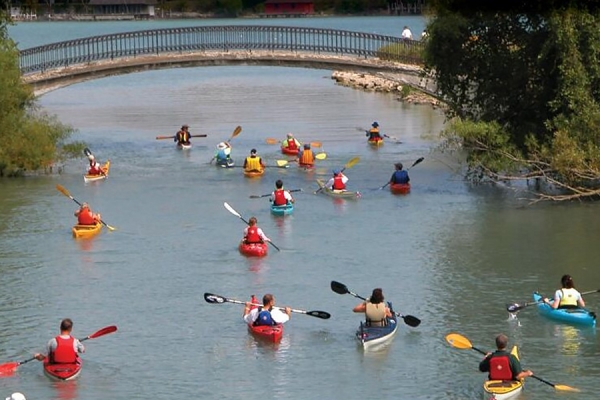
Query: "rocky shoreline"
331 70 442 109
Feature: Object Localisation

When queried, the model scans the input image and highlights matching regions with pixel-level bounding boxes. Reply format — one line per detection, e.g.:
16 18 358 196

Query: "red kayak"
43 358 82 381
247 295 283 342
390 183 410 194
239 241 268 257
281 146 298 156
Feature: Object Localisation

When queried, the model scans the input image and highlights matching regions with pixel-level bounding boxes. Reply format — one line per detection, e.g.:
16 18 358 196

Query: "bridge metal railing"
18 25 424 75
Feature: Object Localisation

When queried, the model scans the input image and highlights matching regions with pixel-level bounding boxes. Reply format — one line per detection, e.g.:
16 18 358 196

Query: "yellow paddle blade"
56 184 70 198
553 384 580 392
344 156 360 169
445 333 473 350
276 160 289 167
310 141 322 148
315 152 327 160
265 138 279 145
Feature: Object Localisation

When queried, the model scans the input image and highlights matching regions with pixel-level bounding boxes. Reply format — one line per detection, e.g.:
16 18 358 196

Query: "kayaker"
87 154 102 176
390 162 410 184
282 133 301 152
243 294 291 326
243 149 265 172
214 141 232 164
366 122 383 141
297 143 315 167
243 217 270 244
34 318 85 364
5 393 26 400
479 334 533 381
74 203 101 226
352 288 392 327
326 169 348 191
270 179 294 206
174 124 191 146
544 274 586 309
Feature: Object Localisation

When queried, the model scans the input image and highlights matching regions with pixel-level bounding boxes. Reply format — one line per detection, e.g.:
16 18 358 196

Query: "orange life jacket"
300 150 314 166
78 208 96 225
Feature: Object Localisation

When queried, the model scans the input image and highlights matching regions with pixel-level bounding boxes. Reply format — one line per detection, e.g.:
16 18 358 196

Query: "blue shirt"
391 170 409 184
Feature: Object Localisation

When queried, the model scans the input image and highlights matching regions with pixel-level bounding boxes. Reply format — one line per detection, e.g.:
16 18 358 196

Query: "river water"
1 17 599 400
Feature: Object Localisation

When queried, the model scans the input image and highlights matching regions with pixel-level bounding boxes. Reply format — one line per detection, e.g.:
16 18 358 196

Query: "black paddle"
204 293 331 319
355 127 403 143
506 289 600 313
377 157 424 190
223 202 280 251
330 281 421 327
249 189 302 199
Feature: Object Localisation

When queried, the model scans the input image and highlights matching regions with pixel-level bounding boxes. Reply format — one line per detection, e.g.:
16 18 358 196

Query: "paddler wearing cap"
390 162 410 185
174 124 191 146
74 202 101 226
214 141 232 164
325 169 348 191
87 154 102 176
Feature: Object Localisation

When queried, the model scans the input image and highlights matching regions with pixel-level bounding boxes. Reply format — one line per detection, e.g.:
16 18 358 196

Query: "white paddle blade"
223 202 241 218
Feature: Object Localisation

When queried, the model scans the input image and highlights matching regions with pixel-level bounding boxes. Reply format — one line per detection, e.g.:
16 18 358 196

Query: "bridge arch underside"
22 52 427 96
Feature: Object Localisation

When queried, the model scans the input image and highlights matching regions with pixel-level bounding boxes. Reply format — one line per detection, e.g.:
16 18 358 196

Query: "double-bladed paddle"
56 185 116 231
314 156 360 194
209 126 242 164
506 289 600 313
0 325 117 377
249 189 302 199
223 202 280 251
204 293 330 319
330 280 421 327
156 134 208 139
83 147 108 178
445 333 580 392
355 127 402 143
265 138 323 148
377 157 425 190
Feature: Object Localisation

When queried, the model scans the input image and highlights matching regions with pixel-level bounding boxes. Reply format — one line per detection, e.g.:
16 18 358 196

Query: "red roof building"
264 0 314 16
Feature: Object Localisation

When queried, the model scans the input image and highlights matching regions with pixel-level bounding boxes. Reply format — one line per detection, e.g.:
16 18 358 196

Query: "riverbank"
331 70 441 108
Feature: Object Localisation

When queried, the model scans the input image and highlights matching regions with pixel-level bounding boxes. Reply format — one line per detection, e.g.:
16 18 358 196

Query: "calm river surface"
1 18 599 400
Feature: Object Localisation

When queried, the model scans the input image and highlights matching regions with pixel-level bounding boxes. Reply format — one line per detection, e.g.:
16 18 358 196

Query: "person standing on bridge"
401 26 413 41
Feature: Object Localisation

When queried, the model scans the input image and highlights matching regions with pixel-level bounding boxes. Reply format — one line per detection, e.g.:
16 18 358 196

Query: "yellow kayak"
482 346 523 400
83 160 110 183
72 221 103 238
243 169 265 178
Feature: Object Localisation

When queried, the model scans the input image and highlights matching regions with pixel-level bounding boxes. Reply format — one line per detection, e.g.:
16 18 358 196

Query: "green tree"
425 2 600 201
0 11 81 177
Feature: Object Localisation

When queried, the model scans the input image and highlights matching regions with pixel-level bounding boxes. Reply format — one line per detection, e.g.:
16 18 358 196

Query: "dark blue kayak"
356 302 398 349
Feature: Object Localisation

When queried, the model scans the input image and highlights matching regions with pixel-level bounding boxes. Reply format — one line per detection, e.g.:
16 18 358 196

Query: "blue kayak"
216 158 235 168
533 292 596 327
356 302 398 350
270 203 294 216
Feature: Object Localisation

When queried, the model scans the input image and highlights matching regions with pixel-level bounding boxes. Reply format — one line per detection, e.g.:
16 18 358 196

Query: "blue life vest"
392 170 409 184
255 307 275 326
216 149 229 161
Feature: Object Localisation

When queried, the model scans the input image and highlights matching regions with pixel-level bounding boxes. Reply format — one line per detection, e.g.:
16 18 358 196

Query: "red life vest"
88 161 101 175
78 208 95 225
246 226 261 243
489 354 513 380
51 336 77 364
333 175 346 190
286 140 298 151
273 189 287 206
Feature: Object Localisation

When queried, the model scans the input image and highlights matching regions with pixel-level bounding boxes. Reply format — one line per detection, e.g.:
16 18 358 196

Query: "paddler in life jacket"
87 154 102 176
297 143 315 168
243 217 271 244
366 121 383 142
326 169 348 191
74 203 101 226
390 162 410 184
544 274 586 310
243 149 265 172
243 294 291 326
282 133 301 152
34 318 85 364
479 334 533 381
352 288 392 327
270 179 294 206
214 141 232 164
174 124 191 146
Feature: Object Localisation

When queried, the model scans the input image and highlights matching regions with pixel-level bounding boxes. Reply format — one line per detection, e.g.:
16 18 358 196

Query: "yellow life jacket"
365 302 387 327
245 156 262 171
559 288 579 307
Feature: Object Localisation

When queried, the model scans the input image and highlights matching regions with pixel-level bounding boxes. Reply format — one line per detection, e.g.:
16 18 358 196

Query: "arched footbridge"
19 25 435 95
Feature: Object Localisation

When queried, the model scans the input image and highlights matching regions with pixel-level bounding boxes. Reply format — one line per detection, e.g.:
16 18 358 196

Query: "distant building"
89 0 157 18
264 0 314 16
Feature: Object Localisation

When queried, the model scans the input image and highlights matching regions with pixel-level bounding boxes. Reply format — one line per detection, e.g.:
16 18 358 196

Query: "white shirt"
270 190 293 203
244 307 290 324
401 28 413 40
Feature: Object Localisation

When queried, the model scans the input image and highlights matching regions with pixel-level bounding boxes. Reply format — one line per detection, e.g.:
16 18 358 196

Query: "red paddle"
0 325 117 377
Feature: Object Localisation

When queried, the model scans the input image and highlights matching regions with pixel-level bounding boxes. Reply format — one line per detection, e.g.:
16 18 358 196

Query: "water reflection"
51 380 78 400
